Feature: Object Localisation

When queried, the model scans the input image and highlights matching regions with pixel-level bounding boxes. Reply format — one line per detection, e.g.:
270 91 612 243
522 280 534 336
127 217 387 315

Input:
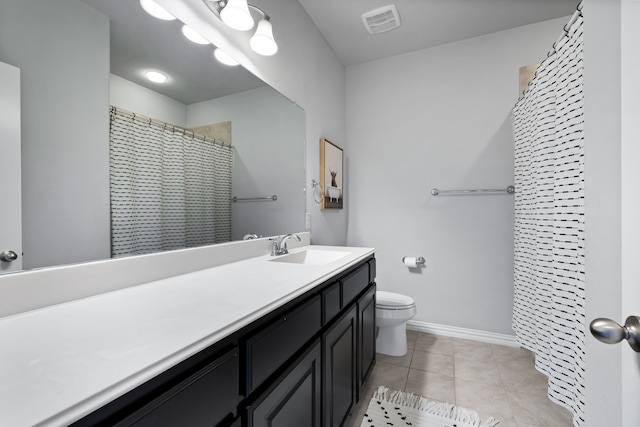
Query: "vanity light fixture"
214 48 240 66
181 25 211 45
145 70 168 83
139 0 176 21
219 0 254 31
203 0 279 56
249 16 277 56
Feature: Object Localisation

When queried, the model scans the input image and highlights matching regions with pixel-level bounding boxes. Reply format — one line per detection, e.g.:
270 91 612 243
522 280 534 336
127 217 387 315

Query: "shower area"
109 107 233 257
512 4 585 426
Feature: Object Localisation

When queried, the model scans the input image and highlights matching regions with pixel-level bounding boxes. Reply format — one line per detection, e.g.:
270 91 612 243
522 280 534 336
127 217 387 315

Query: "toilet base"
376 323 408 356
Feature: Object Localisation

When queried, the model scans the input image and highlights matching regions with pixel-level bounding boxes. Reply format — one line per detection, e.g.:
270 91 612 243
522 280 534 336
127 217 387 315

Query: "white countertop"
0 245 374 427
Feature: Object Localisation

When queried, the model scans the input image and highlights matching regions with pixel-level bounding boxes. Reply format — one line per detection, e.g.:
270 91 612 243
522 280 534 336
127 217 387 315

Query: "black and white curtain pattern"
109 108 233 257
512 4 585 427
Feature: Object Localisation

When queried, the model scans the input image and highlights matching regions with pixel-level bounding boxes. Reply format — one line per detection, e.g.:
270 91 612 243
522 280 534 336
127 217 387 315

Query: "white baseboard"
406 320 519 347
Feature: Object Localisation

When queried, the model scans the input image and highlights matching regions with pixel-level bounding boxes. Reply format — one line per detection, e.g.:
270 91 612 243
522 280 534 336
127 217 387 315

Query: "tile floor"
344 330 573 427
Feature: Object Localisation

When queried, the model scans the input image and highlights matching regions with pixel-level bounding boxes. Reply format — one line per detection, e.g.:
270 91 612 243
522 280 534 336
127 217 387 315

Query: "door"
0 61 22 274
583 1 640 425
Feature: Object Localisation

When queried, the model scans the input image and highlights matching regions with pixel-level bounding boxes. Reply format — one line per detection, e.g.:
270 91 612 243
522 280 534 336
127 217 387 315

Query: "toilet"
376 291 417 356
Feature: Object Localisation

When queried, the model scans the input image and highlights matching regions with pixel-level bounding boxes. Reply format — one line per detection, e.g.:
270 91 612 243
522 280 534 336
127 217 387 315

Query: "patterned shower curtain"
109 107 233 257
512 4 585 427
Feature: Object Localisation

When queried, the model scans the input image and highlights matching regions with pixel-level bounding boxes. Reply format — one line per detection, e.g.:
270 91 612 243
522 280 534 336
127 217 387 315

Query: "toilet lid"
376 291 415 309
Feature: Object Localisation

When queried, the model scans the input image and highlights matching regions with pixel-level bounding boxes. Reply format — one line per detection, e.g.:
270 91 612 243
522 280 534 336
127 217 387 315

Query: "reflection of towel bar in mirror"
431 186 515 196
232 195 278 202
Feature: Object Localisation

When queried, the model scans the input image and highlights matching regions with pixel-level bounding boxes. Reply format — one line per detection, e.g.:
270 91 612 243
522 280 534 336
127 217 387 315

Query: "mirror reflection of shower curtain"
109 108 233 257
512 5 584 427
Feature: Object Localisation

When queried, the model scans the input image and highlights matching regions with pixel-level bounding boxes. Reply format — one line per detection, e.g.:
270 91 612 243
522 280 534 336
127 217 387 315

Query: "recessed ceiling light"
139 0 176 21
181 25 210 45
214 48 240 66
145 70 168 83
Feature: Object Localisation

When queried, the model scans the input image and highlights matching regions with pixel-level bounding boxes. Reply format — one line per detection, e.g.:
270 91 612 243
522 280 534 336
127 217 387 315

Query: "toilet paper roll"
403 257 418 268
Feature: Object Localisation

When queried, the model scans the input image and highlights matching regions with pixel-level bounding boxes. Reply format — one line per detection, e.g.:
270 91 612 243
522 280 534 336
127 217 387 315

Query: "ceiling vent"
361 5 401 35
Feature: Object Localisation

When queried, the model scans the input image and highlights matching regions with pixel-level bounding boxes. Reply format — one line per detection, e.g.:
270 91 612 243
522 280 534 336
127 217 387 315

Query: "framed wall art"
320 138 344 209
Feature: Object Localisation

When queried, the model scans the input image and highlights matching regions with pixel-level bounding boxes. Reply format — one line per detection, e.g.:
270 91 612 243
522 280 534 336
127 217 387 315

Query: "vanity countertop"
0 245 375 427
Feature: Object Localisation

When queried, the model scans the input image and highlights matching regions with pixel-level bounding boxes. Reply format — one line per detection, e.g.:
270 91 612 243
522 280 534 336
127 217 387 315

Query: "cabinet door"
357 285 376 401
114 347 239 427
247 339 322 427
323 305 357 427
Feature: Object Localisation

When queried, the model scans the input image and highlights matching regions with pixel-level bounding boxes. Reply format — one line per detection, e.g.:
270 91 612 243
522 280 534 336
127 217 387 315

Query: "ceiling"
299 0 581 66
80 0 265 104
78 0 580 104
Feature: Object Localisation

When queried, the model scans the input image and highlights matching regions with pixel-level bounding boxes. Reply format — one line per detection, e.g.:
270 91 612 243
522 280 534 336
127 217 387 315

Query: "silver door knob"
0 250 18 262
590 316 640 352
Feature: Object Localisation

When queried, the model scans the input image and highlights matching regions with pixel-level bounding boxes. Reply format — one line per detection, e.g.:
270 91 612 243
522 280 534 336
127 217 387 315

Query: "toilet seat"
376 291 415 310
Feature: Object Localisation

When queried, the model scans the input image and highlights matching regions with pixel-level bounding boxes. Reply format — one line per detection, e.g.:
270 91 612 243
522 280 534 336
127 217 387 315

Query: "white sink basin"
270 249 352 266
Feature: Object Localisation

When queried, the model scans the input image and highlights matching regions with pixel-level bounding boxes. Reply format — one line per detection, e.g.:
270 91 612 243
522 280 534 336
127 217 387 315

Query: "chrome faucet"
271 233 301 256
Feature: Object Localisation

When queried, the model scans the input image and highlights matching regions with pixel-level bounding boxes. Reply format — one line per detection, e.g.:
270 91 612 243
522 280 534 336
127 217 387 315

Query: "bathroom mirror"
0 0 305 272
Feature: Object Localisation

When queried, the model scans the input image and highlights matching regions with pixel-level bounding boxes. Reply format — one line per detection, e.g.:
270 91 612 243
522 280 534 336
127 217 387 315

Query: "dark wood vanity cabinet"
77 256 376 427
248 257 376 427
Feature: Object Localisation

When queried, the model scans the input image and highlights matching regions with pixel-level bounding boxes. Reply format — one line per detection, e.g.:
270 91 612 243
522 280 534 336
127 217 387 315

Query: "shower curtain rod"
518 2 583 104
553 2 583 49
431 186 515 196
109 106 232 148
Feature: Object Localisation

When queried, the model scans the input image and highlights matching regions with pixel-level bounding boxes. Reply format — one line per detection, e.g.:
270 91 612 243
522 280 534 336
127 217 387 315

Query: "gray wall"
0 0 111 269
345 18 568 335
110 74 188 127
187 86 305 240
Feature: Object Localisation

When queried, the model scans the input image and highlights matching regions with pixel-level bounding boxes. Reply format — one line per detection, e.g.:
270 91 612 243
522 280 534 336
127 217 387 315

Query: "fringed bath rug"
361 386 499 427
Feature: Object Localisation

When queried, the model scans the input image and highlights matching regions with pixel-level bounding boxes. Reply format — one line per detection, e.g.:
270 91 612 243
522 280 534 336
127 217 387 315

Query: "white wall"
156 0 348 245
345 18 568 335
110 74 188 127
188 86 306 239
0 0 111 269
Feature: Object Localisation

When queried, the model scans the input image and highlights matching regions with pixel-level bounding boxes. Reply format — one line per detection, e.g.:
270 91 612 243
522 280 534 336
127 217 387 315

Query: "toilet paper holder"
402 256 425 266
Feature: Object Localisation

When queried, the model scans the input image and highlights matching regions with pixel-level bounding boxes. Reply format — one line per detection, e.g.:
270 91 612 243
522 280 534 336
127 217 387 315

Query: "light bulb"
214 48 240 66
220 0 254 31
145 70 168 83
139 0 176 21
250 19 278 56
181 25 210 45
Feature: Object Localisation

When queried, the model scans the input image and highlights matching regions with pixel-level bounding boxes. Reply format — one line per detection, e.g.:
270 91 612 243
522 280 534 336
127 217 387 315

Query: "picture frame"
320 138 344 209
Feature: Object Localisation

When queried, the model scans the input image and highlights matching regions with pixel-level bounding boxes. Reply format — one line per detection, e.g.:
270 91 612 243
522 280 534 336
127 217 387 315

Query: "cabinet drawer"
342 263 370 306
246 295 322 392
115 347 239 427
322 281 341 325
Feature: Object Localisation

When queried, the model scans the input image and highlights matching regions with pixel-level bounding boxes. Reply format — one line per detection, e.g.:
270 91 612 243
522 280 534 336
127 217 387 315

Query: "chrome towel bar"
232 195 278 202
431 186 515 196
